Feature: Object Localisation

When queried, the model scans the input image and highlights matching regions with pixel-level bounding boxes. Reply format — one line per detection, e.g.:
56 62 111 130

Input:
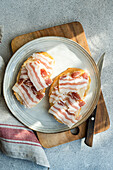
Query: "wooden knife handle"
84 106 97 147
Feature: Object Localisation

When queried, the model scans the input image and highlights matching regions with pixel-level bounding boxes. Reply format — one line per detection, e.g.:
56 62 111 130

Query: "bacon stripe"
40 54 53 62
53 105 75 123
21 85 38 103
21 84 42 105
49 108 68 125
59 81 87 86
39 55 53 65
65 109 75 116
59 75 88 94
59 79 88 83
33 53 53 62
33 62 48 87
59 78 76 81
13 83 41 108
60 77 82 81
15 83 29 107
29 63 44 88
59 87 77 90
35 54 53 66
37 61 52 75
50 93 65 104
18 84 36 105
26 63 42 90
66 98 79 110
38 59 52 70
49 107 75 126
20 67 29 80
33 53 53 70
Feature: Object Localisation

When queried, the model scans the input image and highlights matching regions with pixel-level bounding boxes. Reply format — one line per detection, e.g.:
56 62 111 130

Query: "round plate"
3 36 100 133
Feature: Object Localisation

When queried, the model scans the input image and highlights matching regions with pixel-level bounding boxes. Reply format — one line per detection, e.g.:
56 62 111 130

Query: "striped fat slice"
49 101 78 128
59 74 89 94
25 61 51 91
12 83 44 108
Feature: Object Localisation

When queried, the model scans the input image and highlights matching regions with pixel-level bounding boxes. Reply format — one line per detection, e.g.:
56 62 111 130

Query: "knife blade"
84 53 105 147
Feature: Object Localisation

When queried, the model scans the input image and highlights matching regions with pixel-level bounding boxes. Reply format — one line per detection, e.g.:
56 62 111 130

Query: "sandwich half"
12 52 55 108
49 68 91 128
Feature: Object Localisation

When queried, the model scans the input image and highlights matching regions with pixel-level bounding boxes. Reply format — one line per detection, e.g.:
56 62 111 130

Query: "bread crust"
13 52 54 107
49 68 91 124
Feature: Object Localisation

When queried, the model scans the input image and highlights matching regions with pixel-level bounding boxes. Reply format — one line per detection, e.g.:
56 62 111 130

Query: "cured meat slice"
49 69 90 128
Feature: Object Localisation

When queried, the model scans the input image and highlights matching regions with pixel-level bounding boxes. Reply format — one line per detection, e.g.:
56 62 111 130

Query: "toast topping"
13 82 44 108
59 72 89 94
13 52 54 108
49 70 90 128
32 53 54 75
25 59 52 91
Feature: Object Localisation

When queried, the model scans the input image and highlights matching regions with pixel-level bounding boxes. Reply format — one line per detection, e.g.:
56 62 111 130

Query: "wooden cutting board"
11 22 110 148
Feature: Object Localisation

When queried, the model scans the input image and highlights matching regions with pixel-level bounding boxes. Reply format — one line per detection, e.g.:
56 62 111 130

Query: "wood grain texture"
11 22 110 148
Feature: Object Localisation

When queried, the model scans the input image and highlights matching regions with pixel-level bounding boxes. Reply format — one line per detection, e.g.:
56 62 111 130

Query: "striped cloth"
0 56 50 168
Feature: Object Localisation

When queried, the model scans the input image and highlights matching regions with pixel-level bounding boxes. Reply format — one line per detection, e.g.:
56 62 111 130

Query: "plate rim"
3 36 101 133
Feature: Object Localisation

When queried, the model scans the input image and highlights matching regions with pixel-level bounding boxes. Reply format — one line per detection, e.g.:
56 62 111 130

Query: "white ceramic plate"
3 36 100 133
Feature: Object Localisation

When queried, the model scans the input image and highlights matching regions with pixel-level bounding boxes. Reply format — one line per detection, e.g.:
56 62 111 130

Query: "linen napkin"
0 56 50 168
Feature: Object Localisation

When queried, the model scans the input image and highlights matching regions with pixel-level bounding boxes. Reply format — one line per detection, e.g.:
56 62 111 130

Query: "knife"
84 53 105 147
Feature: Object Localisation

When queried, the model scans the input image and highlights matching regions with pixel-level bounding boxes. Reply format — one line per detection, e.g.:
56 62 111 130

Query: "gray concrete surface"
0 0 113 169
